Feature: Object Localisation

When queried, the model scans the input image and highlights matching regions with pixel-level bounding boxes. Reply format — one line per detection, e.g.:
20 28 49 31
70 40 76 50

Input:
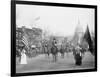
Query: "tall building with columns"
71 20 84 46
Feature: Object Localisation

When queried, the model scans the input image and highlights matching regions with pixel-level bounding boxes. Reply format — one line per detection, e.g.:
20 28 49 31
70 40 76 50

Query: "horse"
51 45 58 62
62 43 72 57
59 44 65 58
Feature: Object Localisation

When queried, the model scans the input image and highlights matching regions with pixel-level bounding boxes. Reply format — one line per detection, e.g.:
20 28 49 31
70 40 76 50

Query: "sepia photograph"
12 1 97 76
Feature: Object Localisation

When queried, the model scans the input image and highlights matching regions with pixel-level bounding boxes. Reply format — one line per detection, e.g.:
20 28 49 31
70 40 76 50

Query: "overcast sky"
16 4 95 36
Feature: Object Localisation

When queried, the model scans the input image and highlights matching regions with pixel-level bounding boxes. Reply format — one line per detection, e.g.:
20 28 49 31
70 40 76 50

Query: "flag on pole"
83 25 93 54
22 35 29 50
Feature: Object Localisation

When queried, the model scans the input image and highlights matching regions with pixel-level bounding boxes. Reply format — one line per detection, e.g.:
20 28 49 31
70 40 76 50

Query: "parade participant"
52 38 57 46
60 44 65 58
20 46 27 64
74 43 82 66
51 38 58 62
16 46 21 64
43 41 49 57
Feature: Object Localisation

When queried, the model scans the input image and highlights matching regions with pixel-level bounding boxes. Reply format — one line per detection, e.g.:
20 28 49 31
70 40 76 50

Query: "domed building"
71 20 84 46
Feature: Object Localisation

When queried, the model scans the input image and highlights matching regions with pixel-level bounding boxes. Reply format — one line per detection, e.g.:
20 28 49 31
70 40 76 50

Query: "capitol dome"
75 20 83 34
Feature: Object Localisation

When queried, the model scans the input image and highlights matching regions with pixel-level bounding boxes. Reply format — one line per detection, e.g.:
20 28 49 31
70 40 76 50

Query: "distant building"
71 20 84 46
16 26 42 49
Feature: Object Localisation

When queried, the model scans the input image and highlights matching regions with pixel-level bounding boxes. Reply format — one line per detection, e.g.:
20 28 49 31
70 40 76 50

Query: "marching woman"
74 43 82 66
20 46 27 64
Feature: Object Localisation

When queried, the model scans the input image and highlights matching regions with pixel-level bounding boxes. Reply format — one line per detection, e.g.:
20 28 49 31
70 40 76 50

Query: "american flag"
22 35 29 50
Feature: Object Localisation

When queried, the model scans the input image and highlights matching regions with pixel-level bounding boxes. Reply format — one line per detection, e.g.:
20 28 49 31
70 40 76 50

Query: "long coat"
74 46 82 65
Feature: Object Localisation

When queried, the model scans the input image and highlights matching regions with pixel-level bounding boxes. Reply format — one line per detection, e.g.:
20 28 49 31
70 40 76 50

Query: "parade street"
16 51 95 73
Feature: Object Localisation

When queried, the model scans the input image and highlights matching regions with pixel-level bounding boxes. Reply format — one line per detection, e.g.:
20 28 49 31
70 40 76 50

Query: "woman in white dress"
20 48 27 64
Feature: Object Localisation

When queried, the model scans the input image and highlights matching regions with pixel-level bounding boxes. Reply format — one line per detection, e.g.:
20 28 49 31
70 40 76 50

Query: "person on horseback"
51 38 58 62
52 38 57 46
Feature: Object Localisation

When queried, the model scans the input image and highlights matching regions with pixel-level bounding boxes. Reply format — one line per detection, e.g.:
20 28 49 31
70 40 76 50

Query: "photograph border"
11 0 97 76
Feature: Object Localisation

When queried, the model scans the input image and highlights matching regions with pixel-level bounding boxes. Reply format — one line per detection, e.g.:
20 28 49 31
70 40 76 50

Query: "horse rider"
51 38 58 62
52 38 57 46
